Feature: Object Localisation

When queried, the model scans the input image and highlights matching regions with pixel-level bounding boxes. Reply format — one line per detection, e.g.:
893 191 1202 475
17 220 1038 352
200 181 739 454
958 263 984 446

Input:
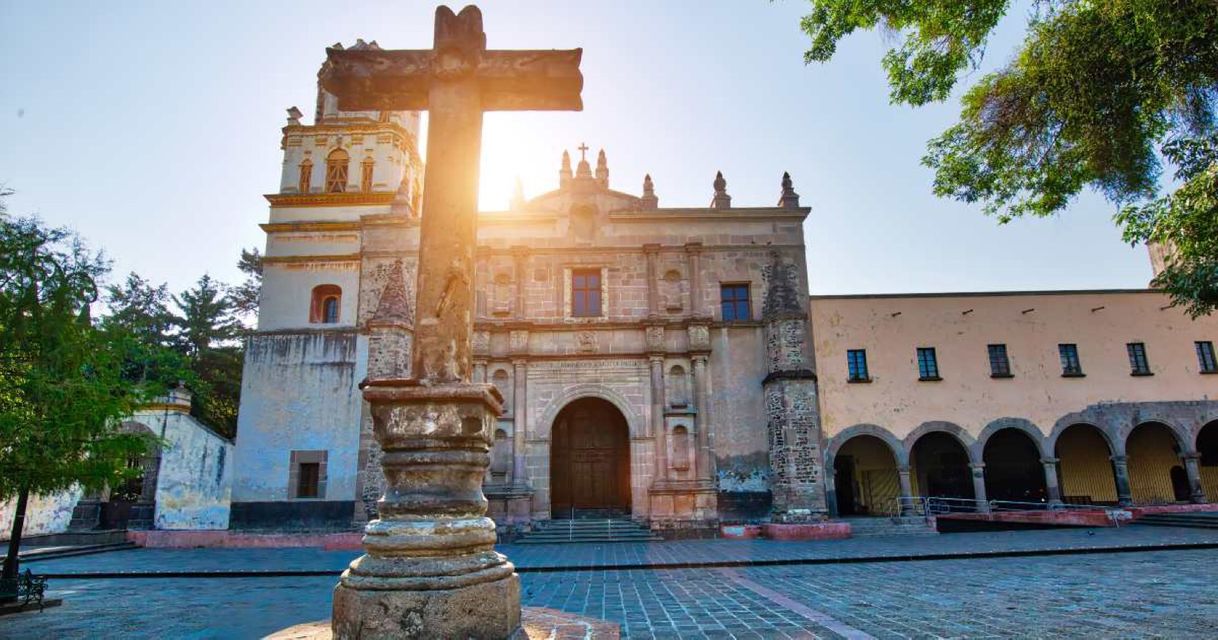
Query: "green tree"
173 275 243 437
800 0 1218 315
0 198 153 594
102 273 191 388
229 247 263 324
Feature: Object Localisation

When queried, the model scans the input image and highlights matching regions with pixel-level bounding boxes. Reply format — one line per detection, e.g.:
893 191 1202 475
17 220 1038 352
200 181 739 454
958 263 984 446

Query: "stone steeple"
640 173 658 209
778 172 800 209
595 149 609 188
711 171 732 209
559 150 573 187
575 142 592 179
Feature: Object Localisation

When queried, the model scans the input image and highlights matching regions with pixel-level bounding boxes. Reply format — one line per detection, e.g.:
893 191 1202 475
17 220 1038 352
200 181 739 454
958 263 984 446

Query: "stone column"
685 242 703 317
512 246 528 320
970 463 990 513
644 244 660 319
649 355 668 482
512 357 529 487
897 465 914 516
1041 457 1064 507
825 467 839 518
692 353 714 483
1111 455 1134 506
1182 453 1207 504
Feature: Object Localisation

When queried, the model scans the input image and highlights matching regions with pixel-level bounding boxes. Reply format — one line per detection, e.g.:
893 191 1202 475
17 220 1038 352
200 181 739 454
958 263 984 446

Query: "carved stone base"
647 480 718 530
271 607 619 640
485 483 534 528
332 572 521 640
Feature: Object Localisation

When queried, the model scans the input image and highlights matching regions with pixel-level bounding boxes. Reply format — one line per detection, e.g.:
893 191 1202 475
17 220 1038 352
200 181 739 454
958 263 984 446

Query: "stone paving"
4 530 1218 638
25 524 1218 575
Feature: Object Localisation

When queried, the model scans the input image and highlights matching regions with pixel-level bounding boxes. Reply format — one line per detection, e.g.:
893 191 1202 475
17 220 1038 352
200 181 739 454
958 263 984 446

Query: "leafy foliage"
229 247 263 322
800 0 1218 314
0 199 153 503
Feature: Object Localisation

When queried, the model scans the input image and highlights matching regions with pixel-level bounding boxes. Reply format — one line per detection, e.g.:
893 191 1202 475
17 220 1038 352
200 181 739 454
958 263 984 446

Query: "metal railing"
890 496 1133 526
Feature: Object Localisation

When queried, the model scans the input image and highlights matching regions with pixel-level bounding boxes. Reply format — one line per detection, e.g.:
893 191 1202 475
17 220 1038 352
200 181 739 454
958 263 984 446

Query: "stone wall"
134 410 234 530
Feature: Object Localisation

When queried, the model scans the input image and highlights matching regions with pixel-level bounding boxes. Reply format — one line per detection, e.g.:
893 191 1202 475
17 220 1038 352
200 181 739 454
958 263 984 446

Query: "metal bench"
0 569 48 611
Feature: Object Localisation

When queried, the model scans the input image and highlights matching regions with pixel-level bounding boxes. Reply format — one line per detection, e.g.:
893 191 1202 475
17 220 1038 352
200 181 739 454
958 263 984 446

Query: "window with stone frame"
916 347 940 380
1197 341 1217 374
360 157 375 192
1127 342 1152 376
1059 343 1084 377
720 283 752 321
309 284 342 324
570 268 602 317
289 450 327 499
846 349 869 382
988 344 1012 378
325 148 350 193
298 160 313 193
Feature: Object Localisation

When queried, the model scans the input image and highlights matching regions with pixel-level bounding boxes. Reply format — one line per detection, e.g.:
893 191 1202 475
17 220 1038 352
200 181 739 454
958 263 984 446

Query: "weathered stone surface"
269 607 618 640
333 573 521 640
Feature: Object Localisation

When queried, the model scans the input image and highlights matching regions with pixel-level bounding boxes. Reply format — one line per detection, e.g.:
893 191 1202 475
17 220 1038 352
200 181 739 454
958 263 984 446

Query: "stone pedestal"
333 381 519 640
647 480 718 532
271 608 619 640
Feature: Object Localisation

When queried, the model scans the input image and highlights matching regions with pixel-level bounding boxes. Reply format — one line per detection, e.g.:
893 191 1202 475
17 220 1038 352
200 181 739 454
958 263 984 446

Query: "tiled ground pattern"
3 546 1218 638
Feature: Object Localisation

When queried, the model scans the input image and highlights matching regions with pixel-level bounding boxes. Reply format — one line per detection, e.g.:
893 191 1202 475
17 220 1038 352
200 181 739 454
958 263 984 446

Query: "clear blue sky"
0 1 1151 298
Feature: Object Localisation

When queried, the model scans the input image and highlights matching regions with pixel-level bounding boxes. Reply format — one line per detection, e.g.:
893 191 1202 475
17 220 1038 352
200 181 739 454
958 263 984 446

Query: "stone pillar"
512 358 529 487
1041 457 1064 507
691 353 713 483
1182 453 1207 504
644 244 660 319
649 355 668 482
1111 455 1134 506
969 463 990 513
825 467 839 518
685 242 703 317
897 465 914 516
512 246 528 321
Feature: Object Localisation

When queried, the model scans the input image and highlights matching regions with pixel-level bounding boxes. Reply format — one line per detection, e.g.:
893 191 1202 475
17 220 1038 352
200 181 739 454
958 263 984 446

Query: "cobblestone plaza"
4 529 1218 638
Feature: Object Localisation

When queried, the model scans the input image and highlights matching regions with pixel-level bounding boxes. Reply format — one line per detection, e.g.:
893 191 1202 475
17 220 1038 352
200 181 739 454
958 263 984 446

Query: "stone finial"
510 176 526 210
779 171 800 208
575 142 592 179
595 149 609 188
559 150 573 187
390 177 417 218
762 252 803 319
350 38 382 50
640 173 658 210
711 171 732 209
370 260 414 325
286 106 303 125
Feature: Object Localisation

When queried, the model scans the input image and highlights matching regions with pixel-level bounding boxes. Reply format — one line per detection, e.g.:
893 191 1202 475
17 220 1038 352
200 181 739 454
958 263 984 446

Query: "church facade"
229 44 1218 533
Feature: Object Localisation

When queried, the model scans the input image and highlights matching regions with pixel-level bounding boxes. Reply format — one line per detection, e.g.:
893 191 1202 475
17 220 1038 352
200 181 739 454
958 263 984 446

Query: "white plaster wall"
131 409 234 530
258 263 360 331
232 332 363 502
0 488 81 541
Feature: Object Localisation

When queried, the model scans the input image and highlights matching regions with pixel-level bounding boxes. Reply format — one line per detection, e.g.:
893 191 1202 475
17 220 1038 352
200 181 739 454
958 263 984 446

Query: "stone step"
19 541 140 562
517 518 663 544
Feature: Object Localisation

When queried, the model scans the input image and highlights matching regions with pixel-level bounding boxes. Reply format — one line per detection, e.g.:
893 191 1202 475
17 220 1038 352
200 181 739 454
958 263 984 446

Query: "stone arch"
1053 422 1119 505
980 424 1048 503
549 397 631 517
1048 418 1119 456
1126 421 1190 504
973 418 1048 461
1115 417 1192 456
825 424 907 467
536 384 645 441
1195 420 1218 500
903 421 977 464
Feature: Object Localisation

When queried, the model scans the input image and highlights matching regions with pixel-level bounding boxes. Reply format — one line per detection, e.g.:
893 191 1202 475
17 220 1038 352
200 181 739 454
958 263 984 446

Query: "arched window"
360 157 375 192
310 285 342 323
298 160 313 193
325 149 350 193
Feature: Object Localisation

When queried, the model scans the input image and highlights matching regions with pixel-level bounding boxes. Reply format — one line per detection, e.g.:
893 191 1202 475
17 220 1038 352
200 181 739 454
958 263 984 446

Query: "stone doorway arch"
549 398 631 519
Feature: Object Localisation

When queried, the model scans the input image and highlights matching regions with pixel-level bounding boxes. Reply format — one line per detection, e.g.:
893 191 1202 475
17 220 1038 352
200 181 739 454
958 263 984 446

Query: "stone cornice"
265 192 397 208
262 253 362 265
261 221 362 233
281 121 421 156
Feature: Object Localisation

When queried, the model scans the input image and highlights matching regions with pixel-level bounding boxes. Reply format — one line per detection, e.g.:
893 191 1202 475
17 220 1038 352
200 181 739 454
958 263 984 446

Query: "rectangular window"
847 349 869 382
988 344 1011 377
297 463 320 498
916 347 940 380
1059 343 1084 377
720 284 751 321
1127 342 1151 376
1198 341 1217 374
571 269 602 317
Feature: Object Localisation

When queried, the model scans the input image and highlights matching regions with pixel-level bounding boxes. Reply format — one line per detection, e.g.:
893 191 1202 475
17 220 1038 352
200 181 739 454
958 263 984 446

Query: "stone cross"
318 6 582 639
321 4 582 384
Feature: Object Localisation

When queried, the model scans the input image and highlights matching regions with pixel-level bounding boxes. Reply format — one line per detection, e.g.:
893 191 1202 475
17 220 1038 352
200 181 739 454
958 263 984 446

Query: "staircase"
841 516 938 537
1134 511 1218 530
19 530 140 562
515 518 663 544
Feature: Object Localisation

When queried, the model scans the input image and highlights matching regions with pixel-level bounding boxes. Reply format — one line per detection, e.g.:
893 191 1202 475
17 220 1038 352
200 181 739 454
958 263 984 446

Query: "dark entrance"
833 456 858 515
983 428 1047 503
550 398 631 518
911 432 974 499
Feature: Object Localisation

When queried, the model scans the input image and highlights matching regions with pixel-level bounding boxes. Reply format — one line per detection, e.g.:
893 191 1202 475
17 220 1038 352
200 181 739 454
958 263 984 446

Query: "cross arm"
318 48 583 112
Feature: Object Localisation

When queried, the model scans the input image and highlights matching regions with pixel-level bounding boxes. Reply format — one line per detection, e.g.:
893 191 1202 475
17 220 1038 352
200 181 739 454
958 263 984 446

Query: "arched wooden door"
550 398 631 518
